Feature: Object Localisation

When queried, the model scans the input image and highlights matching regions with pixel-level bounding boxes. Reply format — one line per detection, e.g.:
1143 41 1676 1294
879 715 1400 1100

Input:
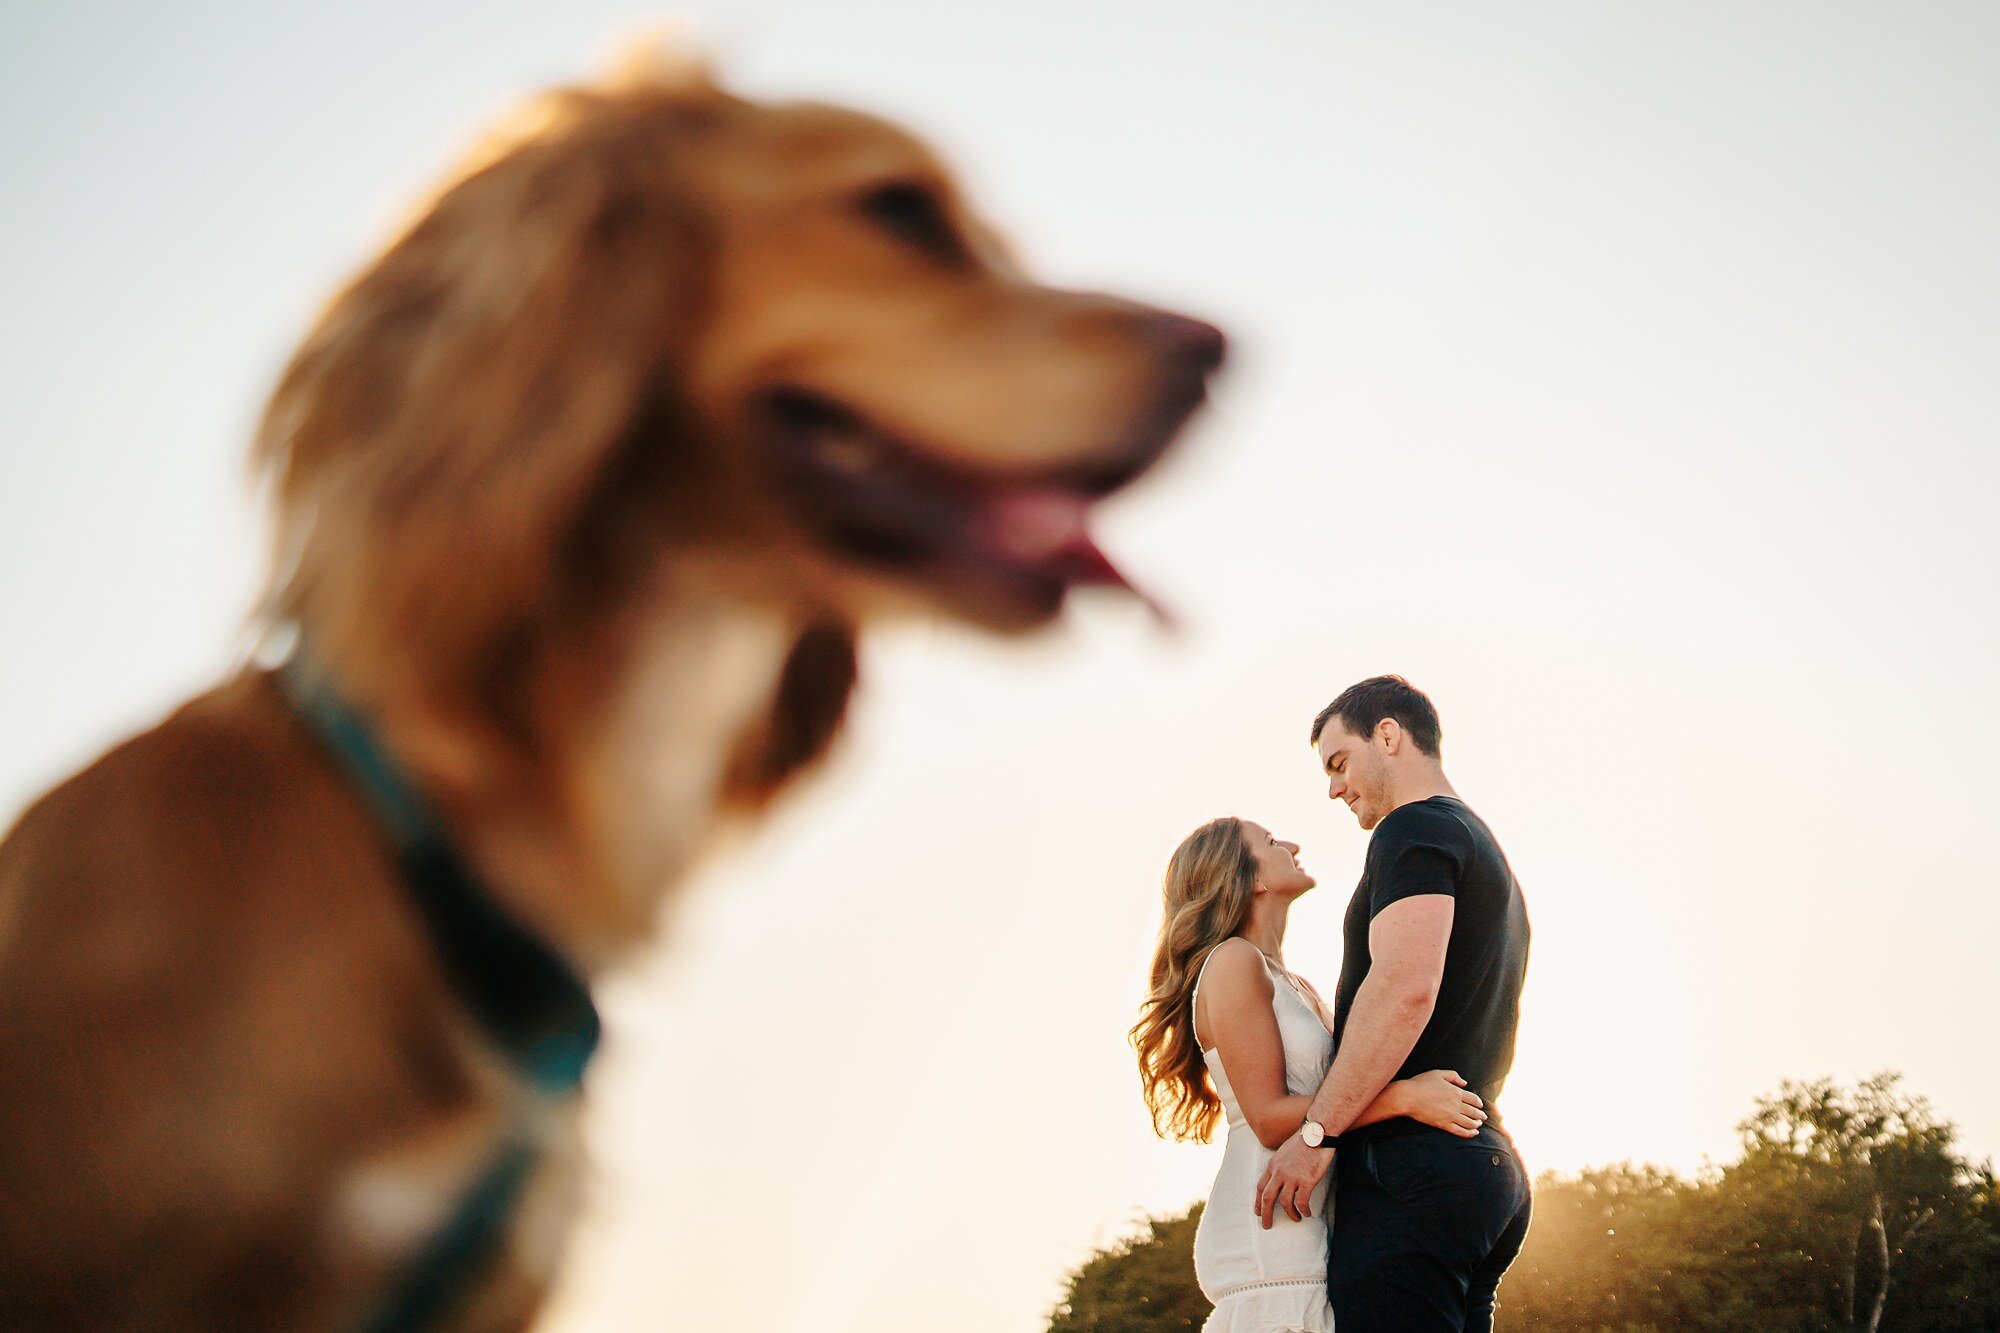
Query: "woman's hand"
1396 1069 1487 1137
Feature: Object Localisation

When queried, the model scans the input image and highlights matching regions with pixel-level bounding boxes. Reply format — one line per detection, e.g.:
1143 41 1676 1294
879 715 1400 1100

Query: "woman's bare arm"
1196 941 1306 1150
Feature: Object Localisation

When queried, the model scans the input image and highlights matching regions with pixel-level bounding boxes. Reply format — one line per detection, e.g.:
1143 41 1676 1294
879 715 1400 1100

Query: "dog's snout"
1139 312 1228 377
1054 310 1228 500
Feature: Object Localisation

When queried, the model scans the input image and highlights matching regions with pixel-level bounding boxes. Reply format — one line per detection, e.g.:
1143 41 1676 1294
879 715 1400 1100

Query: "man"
1255 675 1532 1332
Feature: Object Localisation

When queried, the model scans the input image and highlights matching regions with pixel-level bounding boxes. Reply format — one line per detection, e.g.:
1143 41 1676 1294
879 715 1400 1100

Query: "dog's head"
668 93 1225 631
257 55 1222 712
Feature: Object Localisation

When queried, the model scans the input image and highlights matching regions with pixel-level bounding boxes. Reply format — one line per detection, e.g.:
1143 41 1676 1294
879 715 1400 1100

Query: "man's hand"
1254 1134 1335 1228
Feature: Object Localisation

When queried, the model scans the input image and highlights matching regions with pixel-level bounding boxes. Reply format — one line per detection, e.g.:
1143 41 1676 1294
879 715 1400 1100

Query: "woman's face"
1241 822 1315 896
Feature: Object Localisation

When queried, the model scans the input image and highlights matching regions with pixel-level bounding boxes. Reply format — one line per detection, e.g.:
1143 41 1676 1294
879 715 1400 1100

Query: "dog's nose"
1139 312 1228 377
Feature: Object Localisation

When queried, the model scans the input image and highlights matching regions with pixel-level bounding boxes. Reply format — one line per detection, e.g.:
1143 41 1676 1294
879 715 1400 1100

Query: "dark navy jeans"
1327 1122 1533 1332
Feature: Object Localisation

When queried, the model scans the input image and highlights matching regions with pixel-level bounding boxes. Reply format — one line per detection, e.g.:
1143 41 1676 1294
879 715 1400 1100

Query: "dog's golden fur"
0 54 1220 1330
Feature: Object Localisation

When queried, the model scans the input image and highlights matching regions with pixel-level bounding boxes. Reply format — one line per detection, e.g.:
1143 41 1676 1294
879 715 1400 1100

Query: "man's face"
1315 720 1394 831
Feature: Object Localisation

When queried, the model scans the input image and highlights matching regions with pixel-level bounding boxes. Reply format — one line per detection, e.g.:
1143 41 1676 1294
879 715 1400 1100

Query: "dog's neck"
564 588 799 950
322 572 843 974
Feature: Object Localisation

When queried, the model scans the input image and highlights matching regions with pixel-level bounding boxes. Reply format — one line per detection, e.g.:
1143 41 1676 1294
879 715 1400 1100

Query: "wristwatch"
1301 1119 1337 1149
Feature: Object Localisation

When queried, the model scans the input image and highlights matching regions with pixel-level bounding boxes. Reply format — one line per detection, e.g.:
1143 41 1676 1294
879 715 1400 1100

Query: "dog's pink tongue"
981 490 1173 625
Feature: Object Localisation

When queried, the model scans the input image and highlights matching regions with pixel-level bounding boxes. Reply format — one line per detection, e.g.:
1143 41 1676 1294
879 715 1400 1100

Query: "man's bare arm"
1306 893 1454 1134
1253 893 1454 1227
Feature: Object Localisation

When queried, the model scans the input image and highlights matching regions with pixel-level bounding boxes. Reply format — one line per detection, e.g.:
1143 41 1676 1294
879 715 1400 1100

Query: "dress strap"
1190 941 1235 1054
1192 940 1229 996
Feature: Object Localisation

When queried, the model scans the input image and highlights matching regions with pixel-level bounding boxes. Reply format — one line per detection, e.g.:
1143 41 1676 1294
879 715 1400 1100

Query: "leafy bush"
1052 1076 2000 1332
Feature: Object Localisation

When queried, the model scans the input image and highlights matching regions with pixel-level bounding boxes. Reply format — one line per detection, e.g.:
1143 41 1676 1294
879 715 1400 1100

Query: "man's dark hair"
1310 675 1443 758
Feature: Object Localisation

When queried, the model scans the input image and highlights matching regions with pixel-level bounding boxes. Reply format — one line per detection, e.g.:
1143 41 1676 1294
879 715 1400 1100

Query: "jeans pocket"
1366 1136 1439 1202
1370 1132 1514 1207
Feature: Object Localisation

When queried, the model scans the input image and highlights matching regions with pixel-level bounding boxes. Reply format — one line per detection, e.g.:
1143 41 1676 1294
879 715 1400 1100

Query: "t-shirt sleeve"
1365 807 1468 917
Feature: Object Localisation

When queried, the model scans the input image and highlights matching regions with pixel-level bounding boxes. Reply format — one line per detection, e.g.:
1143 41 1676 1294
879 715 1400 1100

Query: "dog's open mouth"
754 385 1198 626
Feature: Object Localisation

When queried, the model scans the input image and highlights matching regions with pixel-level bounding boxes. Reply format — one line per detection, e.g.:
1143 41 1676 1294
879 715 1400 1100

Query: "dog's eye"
859 181 972 270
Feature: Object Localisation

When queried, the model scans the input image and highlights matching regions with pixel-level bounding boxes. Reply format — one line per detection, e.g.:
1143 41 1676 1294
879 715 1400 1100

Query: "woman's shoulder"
1200 937 1276 996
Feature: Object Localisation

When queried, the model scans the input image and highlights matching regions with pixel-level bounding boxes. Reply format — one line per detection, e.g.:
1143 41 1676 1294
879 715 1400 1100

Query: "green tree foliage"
1506 1077 2000 1331
1497 1163 1694 1328
1720 1073 2000 1333
1053 1075 2000 1332
1048 1204 1210 1331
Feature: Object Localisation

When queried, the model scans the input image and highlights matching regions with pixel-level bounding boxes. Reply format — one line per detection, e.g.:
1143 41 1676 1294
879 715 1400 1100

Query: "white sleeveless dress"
1191 949 1337 1333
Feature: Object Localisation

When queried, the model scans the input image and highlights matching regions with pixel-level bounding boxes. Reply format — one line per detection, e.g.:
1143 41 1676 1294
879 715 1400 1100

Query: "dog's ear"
721 622 859 809
257 91 715 699
600 26 719 97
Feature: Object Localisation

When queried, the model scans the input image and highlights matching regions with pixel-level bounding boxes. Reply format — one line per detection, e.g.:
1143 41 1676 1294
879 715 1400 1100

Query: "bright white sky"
5 4 1997 1330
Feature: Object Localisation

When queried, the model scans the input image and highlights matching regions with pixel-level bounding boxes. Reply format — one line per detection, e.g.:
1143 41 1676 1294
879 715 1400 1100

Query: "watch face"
1302 1121 1325 1147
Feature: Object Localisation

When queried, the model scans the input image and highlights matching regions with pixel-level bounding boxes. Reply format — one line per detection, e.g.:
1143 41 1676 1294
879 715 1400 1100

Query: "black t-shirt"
1331 795 1530 1125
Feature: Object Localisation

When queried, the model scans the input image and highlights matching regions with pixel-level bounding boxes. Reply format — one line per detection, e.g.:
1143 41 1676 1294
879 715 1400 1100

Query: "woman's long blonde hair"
1130 816 1259 1141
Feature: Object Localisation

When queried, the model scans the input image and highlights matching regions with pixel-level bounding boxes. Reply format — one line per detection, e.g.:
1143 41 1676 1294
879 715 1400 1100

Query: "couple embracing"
1133 676 1533 1332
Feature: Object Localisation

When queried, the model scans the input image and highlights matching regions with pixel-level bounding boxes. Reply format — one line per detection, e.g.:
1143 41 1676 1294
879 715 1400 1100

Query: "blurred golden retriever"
0 51 1222 1331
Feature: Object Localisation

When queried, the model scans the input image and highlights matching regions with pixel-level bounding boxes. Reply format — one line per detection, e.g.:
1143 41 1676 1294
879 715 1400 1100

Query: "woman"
1132 816 1487 1332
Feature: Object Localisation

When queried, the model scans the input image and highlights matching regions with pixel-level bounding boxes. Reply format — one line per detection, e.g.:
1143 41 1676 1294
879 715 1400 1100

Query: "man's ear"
1377 718 1404 755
